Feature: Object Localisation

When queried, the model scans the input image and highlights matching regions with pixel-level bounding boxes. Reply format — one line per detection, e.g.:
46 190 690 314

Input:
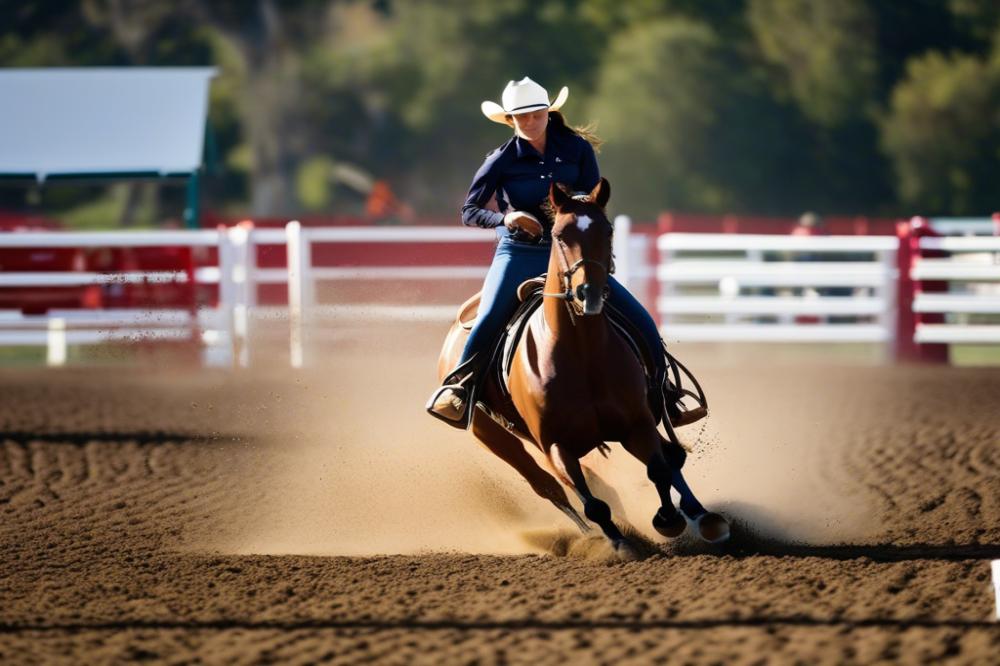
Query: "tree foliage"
589 20 737 216
2 0 1000 222
747 0 878 127
882 48 1000 214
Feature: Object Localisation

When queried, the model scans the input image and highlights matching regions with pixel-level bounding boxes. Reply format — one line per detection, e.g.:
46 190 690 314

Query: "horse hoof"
652 508 687 539
695 512 730 544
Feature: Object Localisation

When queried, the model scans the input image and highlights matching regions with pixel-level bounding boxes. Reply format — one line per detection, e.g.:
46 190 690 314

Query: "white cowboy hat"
480 77 569 124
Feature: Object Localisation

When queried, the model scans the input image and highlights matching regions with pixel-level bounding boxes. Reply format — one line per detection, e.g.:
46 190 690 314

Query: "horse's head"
548 178 613 316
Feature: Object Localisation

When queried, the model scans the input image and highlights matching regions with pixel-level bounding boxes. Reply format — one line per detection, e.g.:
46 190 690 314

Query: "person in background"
792 211 825 237
785 211 826 322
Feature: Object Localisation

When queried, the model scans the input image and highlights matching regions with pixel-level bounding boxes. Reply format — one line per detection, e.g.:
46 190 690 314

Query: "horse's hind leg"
582 466 629 524
550 442 627 548
471 412 589 533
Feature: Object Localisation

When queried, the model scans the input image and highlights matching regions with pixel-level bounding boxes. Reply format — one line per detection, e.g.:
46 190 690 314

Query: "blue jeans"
460 237 665 377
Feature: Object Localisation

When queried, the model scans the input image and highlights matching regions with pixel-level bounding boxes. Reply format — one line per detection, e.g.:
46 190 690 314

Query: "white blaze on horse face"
576 214 593 232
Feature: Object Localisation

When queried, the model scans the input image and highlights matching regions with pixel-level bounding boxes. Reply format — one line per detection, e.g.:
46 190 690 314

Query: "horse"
435 178 729 555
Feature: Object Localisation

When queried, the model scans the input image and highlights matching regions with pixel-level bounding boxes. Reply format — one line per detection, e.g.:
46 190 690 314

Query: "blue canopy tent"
0 67 217 228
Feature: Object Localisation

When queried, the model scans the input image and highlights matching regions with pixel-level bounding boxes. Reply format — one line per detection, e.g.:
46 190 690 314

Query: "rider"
427 76 669 428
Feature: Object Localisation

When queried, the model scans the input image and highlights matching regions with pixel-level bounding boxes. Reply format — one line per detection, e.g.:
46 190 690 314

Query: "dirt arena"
1 328 999 664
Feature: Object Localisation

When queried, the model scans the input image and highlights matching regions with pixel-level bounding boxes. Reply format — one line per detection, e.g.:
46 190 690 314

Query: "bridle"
543 229 614 322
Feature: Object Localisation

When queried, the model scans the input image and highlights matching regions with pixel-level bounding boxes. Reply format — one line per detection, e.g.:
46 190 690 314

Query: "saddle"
461 276 708 432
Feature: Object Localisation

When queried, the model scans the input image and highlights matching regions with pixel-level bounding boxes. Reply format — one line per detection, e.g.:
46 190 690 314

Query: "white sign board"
0 68 216 179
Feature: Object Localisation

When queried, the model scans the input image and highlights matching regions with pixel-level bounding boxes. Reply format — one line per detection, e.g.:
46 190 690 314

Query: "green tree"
949 0 1000 45
590 19 730 216
747 0 878 128
78 0 367 217
881 48 1000 214
588 18 815 217
366 0 613 214
179 0 331 216
8 0 1000 222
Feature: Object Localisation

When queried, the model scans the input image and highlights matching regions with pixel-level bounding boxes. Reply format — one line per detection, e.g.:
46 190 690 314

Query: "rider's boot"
658 362 707 429
425 356 480 430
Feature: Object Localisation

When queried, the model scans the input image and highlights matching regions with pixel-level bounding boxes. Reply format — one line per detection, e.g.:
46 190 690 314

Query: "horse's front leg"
622 424 730 544
656 427 729 543
620 425 687 539
549 442 629 551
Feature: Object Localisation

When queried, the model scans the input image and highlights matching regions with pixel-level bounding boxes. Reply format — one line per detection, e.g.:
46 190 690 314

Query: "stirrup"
661 349 709 429
670 405 708 428
425 384 471 430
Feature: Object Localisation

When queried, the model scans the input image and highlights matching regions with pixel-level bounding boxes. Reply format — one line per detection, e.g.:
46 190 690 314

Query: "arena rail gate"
0 216 997 367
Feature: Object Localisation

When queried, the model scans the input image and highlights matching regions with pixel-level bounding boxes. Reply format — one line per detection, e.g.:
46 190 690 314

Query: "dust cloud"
197 321 890 557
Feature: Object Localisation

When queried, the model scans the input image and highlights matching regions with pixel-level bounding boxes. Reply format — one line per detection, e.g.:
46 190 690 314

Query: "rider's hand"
503 211 543 239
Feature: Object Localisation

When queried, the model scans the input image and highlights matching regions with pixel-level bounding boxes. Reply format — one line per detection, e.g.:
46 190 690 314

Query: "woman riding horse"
433 175 730 549
426 77 668 428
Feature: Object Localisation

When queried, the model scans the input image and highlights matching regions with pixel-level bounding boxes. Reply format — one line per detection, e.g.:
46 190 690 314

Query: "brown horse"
436 178 729 554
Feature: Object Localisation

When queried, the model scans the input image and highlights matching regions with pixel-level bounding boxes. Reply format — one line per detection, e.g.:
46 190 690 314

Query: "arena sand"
1 323 999 663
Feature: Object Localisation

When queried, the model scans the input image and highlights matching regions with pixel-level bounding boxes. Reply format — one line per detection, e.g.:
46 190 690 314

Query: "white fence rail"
2 217 999 367
929 217 999 236
656 233 898 345
0 229 226 366
0 223 500 367
911 235 1000 345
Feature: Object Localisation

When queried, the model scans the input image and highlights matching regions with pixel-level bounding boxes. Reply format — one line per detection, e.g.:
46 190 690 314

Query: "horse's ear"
549 182 572 211
590 177 610 210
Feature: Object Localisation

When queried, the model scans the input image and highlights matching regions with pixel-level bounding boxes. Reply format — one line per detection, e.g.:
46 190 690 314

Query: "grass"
950 345 1000 366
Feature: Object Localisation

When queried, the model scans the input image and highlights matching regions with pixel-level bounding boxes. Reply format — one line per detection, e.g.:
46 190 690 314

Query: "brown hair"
504 110 604 153
548 110 603 153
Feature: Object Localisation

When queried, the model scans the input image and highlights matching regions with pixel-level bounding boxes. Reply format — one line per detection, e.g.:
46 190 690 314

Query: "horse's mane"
540 198 556 226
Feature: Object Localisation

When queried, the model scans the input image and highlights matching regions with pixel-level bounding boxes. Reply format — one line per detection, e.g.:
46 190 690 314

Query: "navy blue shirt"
461 123 600 242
